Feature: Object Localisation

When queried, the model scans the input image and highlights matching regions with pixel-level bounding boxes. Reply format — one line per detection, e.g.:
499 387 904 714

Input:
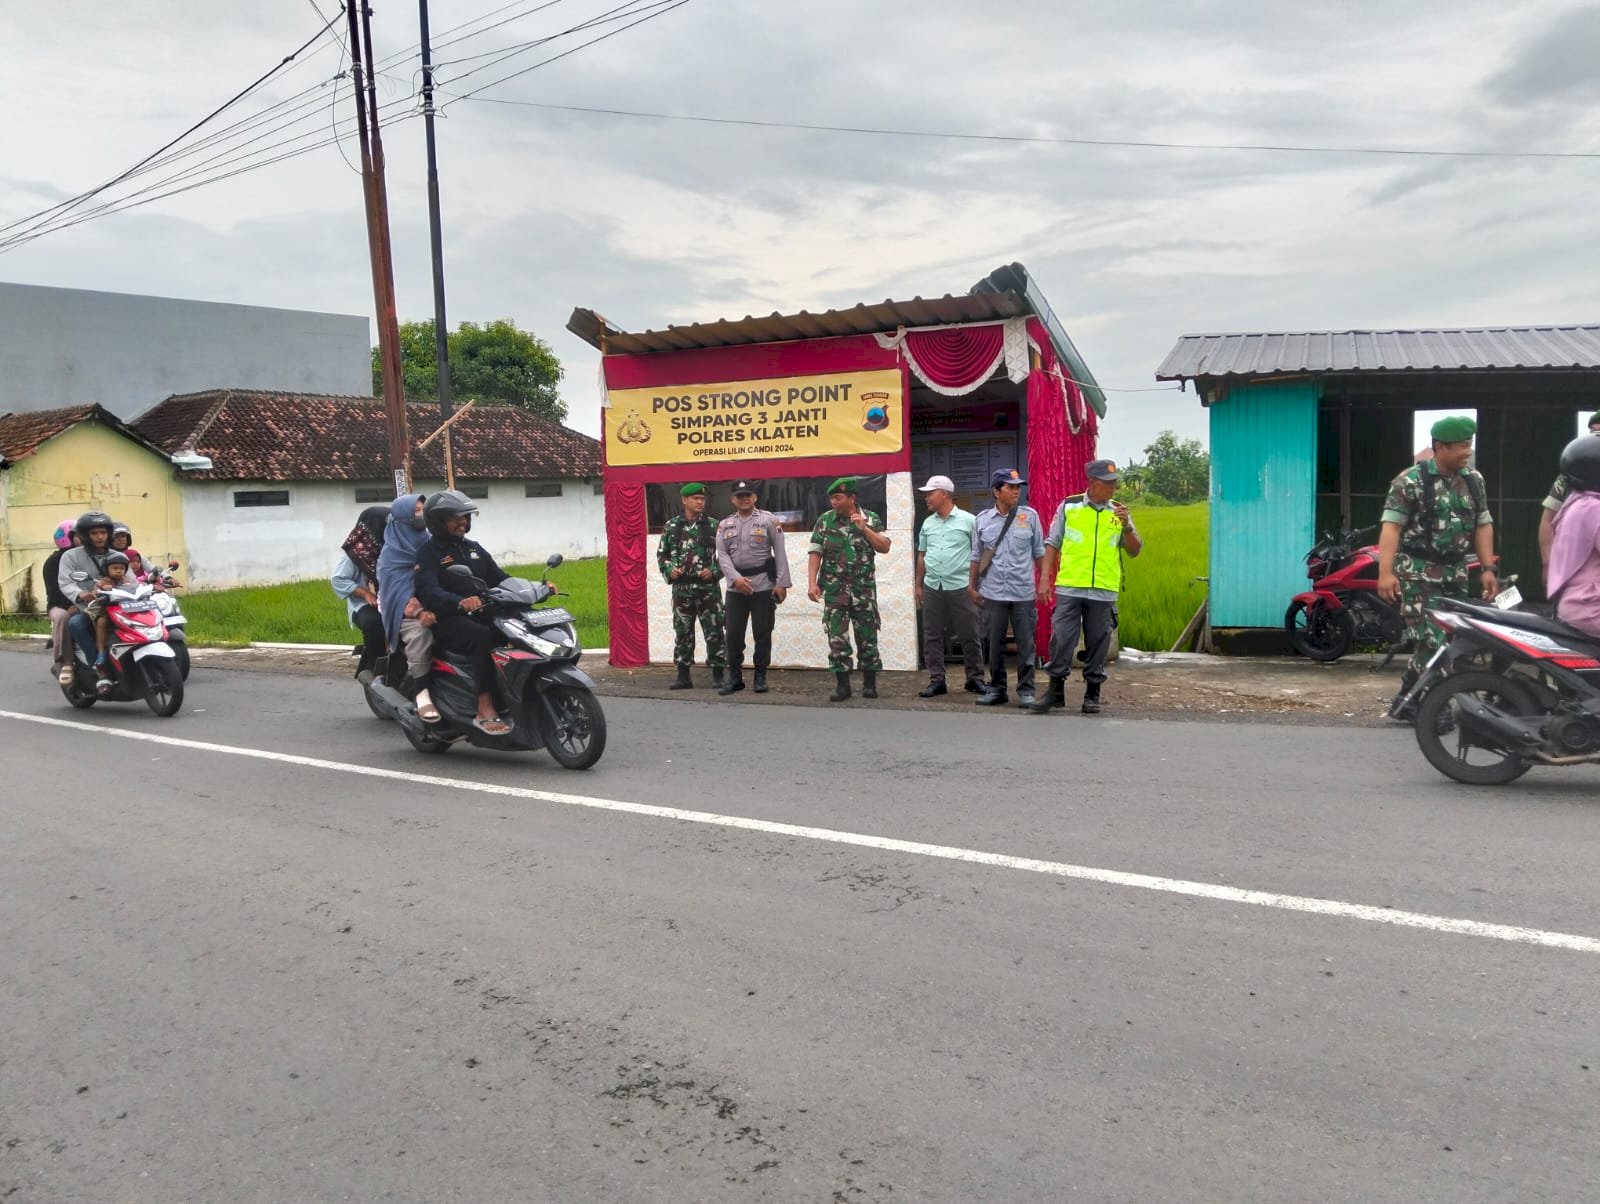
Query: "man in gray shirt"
970 469 1045 707
714 480 791 695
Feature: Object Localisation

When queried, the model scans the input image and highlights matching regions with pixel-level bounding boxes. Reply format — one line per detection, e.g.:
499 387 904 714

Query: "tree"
373 318 566 422
1141 430 1210 503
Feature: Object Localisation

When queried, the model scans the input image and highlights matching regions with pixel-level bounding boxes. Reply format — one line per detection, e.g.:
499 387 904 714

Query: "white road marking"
4 707 1597 955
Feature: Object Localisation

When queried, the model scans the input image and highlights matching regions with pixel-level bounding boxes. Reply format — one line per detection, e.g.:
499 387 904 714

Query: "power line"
454 98 1600 161
433 0 572 54
0 11 343 241
433 0 667 73
439 0 694 103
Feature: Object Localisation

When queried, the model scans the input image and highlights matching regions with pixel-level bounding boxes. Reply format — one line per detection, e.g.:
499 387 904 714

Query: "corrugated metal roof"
1156 325 1600 381
566 262 1108 416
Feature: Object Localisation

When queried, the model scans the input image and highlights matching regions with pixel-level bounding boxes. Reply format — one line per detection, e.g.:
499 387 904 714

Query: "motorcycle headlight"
521 632 566 656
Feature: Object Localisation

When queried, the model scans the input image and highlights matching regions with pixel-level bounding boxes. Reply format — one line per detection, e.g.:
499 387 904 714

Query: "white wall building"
134 389 604 588
0 282 369 419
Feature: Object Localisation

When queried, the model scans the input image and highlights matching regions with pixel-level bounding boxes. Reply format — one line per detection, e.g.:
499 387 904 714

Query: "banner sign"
605 369 903 466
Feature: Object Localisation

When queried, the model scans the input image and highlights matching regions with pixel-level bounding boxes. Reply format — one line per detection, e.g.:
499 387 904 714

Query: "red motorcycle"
1286 528 1483 664
59 579 185 717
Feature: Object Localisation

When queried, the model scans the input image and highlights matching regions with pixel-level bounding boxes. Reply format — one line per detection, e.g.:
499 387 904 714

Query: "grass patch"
1118 502 1209 651
0 614 48 636
133 557 611 649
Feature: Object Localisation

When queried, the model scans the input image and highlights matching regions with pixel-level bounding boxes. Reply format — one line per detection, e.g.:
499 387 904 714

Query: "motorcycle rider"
1537 411 1600 576
412 490 513 736
111 522 134 553
1377 415 1498 719
42 517 79 679
56 511 117 686
1546 434 1600 638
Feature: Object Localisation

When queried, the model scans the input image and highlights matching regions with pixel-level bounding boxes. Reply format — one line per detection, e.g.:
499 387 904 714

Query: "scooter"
363 554 606 769
1285 529 1482 665
59 578 185 717
1407 595 1600 784
147 560 190 680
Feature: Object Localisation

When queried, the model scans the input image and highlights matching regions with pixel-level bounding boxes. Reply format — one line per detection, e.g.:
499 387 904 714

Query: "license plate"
1493 585 1522 610
529 608 573 626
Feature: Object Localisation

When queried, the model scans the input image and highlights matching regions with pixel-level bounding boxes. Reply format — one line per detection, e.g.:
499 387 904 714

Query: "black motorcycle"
363 554 606 770
1409 596 1600 784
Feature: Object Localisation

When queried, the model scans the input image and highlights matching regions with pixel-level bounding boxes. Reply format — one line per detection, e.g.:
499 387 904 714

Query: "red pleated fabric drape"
901 325 1006 391
1024 318 1100 654
603 480 649 665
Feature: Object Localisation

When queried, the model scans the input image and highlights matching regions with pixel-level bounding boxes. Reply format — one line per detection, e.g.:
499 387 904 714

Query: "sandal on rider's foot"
471 715 512 736
58 664 76 686
416 698 441 723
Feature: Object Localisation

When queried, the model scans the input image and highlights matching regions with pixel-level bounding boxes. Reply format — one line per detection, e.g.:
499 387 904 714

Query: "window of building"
233 489 290 508
353 486 391 504
525 482 563 498
592 480 604 496
458 483 489 499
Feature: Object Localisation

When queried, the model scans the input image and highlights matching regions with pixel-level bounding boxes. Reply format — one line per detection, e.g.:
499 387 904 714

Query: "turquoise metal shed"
1157 326 1600 636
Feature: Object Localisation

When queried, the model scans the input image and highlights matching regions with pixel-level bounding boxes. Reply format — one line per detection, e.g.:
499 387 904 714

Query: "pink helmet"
52 517 78 549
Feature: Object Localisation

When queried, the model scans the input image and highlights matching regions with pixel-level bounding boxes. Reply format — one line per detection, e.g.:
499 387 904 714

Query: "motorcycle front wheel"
142 657 185 717
541 685 607 770
1285 600 1353 662
1414 670 1539 785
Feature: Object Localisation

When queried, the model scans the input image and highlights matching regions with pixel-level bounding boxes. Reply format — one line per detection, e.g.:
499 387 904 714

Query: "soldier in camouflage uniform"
807 477 893 702
1378 415 1499 719
656 482 726 690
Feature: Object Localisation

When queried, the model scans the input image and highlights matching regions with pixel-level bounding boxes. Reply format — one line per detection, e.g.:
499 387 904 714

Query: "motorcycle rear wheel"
143 658 185 717
542 685 607 770
1285 600 1353 662
1414 670 1539 785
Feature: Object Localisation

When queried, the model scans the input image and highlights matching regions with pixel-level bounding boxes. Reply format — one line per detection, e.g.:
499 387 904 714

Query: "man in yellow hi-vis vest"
1028 459 1144 714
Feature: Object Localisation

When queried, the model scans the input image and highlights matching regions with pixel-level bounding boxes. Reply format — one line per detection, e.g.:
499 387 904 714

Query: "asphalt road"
2 645 1597 1203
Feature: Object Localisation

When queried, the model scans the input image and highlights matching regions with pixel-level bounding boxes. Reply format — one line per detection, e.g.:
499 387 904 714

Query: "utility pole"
417 0 453 427
345 0 412 494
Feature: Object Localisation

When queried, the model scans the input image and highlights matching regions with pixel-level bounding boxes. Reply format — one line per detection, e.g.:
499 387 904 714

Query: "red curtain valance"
901 325 1007 394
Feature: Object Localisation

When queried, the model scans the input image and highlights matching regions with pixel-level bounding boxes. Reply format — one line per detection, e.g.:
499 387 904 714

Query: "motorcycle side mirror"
168 560 180 570
446 564 475 577
71 571 90 582
545 553 564 568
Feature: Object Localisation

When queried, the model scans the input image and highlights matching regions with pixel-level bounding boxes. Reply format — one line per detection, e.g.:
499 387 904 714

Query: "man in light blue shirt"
915 474 983 697
970 468 1045 707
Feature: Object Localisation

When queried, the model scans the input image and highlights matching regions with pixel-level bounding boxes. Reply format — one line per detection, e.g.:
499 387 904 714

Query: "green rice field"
1 558 610 649
1116 502 1210 651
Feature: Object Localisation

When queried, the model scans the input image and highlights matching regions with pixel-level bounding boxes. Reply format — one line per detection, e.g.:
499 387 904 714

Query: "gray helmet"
103 550 131 571
423 489 479 537
1560 434 1600 494
111 522 133 547
75 510 115 542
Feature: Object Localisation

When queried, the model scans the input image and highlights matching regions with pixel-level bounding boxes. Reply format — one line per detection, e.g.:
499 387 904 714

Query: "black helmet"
1560 434 1600 493
75 510 115 542
103 550 131 571
111 522 133 548
423 489 479 537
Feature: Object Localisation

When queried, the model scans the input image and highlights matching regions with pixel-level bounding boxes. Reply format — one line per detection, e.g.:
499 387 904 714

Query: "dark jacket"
42 548 72 610
413 534 508 615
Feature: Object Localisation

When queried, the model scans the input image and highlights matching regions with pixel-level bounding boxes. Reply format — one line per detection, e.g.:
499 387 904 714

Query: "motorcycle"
147 560 190 680
1285 528 1481 665
59 576 185 717
363 554 607 770
1408 594 1600 784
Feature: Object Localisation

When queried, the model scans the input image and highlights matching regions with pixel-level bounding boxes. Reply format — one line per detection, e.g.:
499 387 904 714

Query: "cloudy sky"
3 0 1598 462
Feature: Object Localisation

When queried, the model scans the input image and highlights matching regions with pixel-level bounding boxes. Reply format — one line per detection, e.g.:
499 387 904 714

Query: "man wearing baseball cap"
971 468 1045 707
1030 459 1143 715
914 474 983 697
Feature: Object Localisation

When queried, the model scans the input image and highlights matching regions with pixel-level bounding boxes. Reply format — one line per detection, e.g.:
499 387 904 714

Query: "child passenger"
92 551 134 693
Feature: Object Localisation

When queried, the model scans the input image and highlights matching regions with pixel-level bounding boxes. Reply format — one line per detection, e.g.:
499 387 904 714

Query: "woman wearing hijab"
376 493 440 721
1548 435 1600 638
330 505 391 683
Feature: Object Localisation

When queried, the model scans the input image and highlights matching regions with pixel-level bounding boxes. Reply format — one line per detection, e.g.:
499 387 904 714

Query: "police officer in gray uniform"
714 481 792 695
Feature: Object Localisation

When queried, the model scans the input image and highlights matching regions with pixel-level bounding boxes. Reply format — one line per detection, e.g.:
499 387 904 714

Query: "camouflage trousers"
1396 558 1470 678
823 590 881 672
672 584 727 668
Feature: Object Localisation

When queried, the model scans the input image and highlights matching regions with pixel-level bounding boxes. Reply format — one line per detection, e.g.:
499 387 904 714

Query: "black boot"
718 669 745 696
753 668 768 694
1081 682 1102 714
861 670 877 699
829 672 852 702
669 663 694 690
1388 670 1419 722
1028 676 1066 714
712 666 726 689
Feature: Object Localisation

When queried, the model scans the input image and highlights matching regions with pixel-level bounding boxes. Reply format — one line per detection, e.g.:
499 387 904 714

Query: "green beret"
1430 415 1476 443
1587 411 1600 429
679 482 706 497
826 476 858 495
